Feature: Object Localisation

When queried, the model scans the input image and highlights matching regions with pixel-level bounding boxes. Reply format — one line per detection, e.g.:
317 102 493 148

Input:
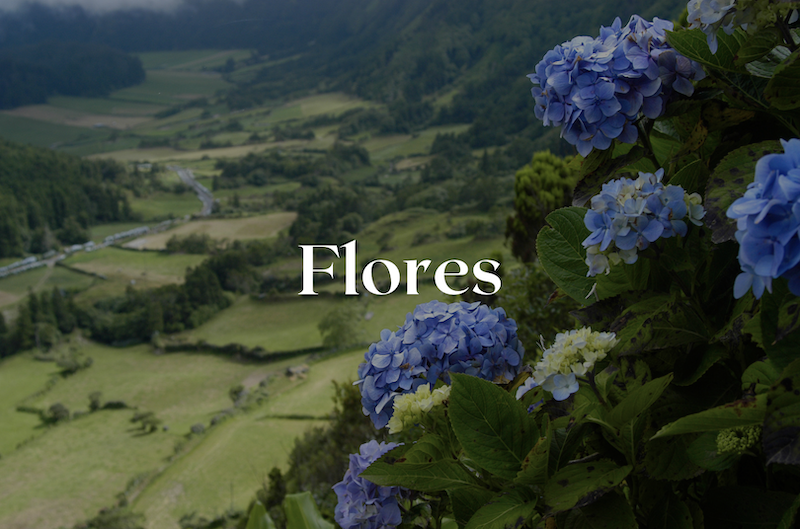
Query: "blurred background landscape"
0 0 682 527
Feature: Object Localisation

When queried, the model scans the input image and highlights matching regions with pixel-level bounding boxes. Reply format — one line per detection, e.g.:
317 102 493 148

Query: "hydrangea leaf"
645 435 703 481
544 460 632 513
704 140 782 243
765 47 800 109
673 344 727 387
448 486 495 528
449 373 538 479
536 207 595 303
669 159 709 195
284 492 334 529
246 501 277 529
647 494 694 529
651 393 767 439
763 358 800 466
777 493 800 529
464 489 539 529
702 487 797 528
741 359 780 395
686 432 739 471
607 373 673 428
361 446 480 492
608 293 674 356
563 492 637 529
760 280 800 370
735 27 782 67
666 28 747 73
573 147 645 207
515 414 551 486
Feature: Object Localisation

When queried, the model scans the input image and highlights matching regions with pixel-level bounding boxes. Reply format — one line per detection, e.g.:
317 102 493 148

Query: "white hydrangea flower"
387 384 450 434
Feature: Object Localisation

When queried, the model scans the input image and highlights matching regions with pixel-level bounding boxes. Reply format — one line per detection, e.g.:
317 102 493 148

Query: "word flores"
299 241 501 296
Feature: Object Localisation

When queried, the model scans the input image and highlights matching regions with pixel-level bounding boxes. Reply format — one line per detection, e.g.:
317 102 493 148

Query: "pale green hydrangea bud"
716 424 762 454
387 384 451 434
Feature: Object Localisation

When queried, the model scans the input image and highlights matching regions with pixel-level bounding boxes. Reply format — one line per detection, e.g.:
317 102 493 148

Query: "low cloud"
1 0 189 13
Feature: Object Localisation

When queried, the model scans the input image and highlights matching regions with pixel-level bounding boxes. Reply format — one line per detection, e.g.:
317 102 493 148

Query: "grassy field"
90 222 154 243
129 191 202 221
3 105 149 130
0 352 56 455
175 296 340 350
0 266 98 312
112 71 231 106
124 213 297 250
137 50 252 71
0 113 108 148
0 336 367 529
48 96 165 117
64 247 206 288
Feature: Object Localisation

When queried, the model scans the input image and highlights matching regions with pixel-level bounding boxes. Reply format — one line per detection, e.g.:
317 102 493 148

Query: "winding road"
168 165 215 216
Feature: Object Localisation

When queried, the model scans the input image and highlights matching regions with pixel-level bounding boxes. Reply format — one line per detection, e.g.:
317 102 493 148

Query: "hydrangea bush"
324 4 800 529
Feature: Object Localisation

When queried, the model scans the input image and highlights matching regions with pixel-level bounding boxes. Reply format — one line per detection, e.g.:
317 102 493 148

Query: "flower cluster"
583 169 706 276
528 15 705 156
727 139 800 298
356 301 524 429
716 424 761 454
333 440 404 529
516 327 617 401
387 384 451 434
687 0 755 53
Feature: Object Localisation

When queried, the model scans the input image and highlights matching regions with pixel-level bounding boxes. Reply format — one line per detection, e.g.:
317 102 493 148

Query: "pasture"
63 247 206 288
128 191 203 221
124 212 297 250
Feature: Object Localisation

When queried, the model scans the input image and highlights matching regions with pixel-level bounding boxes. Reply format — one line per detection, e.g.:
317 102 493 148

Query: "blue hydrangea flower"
582 169 706 276
687 0 755 53
529 15 704 156
727 138 800 298
356 301 525 429
333 440 404 529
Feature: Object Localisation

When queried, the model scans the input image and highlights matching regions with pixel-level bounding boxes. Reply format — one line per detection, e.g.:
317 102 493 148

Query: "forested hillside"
0 140 143 256
0 0 684 149
0 42 145 108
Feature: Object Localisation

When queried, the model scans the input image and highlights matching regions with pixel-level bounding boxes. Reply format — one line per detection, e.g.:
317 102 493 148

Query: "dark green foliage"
47 402 70 423
506 151 578 263
89 391 102 412
0 312 6 334
0 42 144 109
318 303 364 349
0 139 141 256
72 506 146 529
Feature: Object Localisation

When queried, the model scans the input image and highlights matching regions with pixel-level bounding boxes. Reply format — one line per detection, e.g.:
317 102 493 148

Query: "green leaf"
465 489 539 529
666 28 746 73
686 432 738 471
765 47 800 109
761 279 800 370
403 434 449 463
283 492 334 529
609 294 674 356
608 374 673 427
763 358 800 465
651 393 767 439
735 27 782 66
362 454 480 492
536 207 594 304
645 435 704 480
516 415 551 486
669 159 709 195
674 344 727 386
544 461 632 513
703 487 798 528
548 423 590 474
449 374 538 479
704 140 782 243
648 494 694 529
246 501 277 529
777 493 800 529
741 359 780 394
563 492 637 529
573 147 645 207
449 486 495 528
